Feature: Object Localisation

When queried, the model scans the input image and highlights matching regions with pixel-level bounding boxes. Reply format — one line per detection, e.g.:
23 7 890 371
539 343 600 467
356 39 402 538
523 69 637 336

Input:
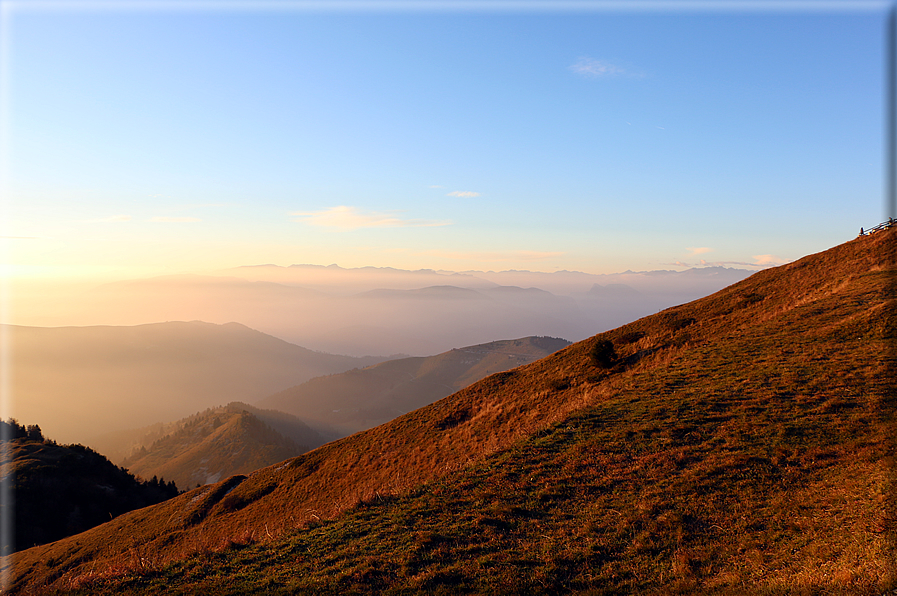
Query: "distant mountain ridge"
258 336 571 437
226 262 757 297
8 263 756 357
226 263 495 293
76 277 590 356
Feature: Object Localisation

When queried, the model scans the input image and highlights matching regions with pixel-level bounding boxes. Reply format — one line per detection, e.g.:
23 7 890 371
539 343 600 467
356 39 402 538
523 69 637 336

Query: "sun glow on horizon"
0 6 882 310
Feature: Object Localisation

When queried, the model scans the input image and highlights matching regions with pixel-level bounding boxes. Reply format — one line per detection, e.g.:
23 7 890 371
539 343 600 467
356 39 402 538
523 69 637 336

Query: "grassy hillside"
6 229 894 594
7 320 388 451
120 404 324 490
258 336 571 437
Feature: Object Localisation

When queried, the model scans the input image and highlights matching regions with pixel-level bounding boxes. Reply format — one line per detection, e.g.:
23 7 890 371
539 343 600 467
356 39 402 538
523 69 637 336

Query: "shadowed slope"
7 229 895 593
2 432 178 555
258 336 571 437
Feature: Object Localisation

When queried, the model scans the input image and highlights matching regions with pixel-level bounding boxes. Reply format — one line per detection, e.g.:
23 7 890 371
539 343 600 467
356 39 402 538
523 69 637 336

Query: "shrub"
617 331 645 345
590 340 617 369
547 378 570 391
738 292 764 306
435 409 471 431
666 317 696 331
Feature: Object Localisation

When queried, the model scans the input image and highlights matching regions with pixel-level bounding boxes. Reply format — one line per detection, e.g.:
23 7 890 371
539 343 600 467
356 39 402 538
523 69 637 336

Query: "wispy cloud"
292 206 451 230
700 259 756 267
752 254 789 266
447 191 480 198
424 249 564 262
149 216 201 223
0 236 38 240
665 259 754 268
93 215 131 223
664 254 790 269
569 57 627 77
429 185 444 189
686 247 712 255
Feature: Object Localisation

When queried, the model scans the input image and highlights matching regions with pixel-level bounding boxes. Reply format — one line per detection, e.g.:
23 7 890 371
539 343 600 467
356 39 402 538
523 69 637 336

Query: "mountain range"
258 336 571 437
7 265 755 357
7 228 892 593
6 321 389 448
117 337 570 487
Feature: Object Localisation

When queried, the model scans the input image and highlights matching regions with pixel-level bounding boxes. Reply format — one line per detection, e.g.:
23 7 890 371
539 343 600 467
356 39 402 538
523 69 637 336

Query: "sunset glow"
1 2 884 294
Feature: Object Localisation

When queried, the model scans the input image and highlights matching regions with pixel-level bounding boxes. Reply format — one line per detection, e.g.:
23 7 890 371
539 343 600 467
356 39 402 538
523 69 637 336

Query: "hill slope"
258 336 571 437
7 229 895 593
6 321 388 449
120 404 325 490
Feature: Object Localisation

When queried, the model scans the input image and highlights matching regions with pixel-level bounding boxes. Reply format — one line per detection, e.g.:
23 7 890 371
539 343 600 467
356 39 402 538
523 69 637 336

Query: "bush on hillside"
739 292 765 306
590 340 617 369
665 316 696 331
547 378 570 391
617 331 645 345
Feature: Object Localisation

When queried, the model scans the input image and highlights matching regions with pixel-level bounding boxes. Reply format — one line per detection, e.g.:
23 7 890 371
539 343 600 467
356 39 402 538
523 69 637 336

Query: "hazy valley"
5 321 389 448
7 264 753 357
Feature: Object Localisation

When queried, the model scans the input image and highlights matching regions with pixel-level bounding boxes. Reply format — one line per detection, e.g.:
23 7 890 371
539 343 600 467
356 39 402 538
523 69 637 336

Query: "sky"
0 0 889 282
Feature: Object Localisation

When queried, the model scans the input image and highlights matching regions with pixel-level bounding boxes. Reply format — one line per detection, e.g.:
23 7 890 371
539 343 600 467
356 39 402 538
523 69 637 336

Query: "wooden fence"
859 218 895 236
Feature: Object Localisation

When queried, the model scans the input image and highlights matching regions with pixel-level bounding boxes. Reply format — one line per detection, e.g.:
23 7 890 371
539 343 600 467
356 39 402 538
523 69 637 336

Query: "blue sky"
0 1 888 279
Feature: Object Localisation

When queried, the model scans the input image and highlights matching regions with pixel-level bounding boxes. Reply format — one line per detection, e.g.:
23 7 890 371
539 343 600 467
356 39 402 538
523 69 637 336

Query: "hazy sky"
0 0 887 281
